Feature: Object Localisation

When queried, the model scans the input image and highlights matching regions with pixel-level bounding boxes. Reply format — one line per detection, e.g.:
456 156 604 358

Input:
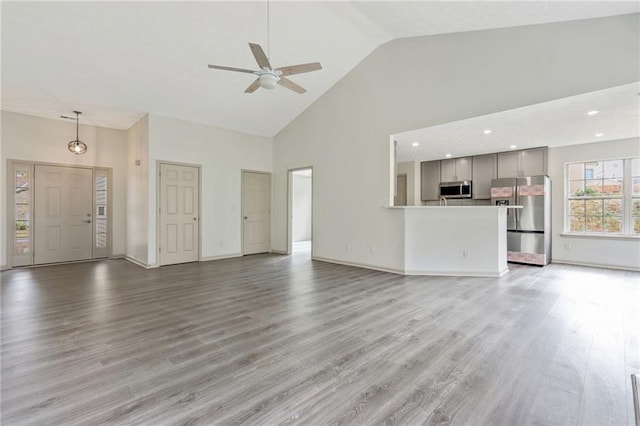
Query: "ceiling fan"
207 1 321 94
208 43 322 94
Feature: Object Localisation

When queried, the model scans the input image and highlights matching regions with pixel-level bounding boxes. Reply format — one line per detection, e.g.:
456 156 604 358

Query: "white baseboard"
201 253 242 262
551 259 640 272
0 264 7 272
404 267 509 277
270 249 288 255
312 256 404 275
124 256 152 269
312 256 508 277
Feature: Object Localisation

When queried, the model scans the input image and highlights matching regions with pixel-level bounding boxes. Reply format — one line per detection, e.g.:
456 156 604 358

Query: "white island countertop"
386 205 522 209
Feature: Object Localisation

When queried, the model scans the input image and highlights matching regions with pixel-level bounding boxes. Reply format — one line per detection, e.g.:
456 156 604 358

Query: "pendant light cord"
266 0 270 60
76 112 79 140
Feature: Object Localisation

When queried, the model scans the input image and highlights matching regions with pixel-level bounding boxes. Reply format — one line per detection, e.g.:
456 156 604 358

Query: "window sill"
560 233 640 241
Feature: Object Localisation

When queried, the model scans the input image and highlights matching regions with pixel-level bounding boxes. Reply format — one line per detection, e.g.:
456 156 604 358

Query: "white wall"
404 207 507 276
292 173 312 241
125 114 149 265
397 161 420 206
1 110 128 268
147 114 272 266
548 137 640 270
272 14 639 272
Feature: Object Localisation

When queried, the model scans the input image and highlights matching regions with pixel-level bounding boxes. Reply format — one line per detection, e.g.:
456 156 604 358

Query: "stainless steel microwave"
439 181 472 199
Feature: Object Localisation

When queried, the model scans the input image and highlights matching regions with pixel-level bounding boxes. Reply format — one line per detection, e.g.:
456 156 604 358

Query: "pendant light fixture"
64 111 87 155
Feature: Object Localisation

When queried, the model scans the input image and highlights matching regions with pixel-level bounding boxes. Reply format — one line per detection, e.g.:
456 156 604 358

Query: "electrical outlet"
370 245 376 254
345 243 350 251
564 242 571 250
463 250 470 259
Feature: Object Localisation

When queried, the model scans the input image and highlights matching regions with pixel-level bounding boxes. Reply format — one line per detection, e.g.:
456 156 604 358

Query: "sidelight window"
14 169 32 254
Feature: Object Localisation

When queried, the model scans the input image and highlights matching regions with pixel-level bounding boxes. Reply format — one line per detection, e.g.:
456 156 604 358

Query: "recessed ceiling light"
595 133 604 137
445 154 452 158
587 110 599 116
483 129 492 134
412 142 419 147
509 145 517 149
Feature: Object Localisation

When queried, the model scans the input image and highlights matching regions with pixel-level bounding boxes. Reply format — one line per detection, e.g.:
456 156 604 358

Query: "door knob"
244 216 248 219
193 217 197 221
84 219 92 224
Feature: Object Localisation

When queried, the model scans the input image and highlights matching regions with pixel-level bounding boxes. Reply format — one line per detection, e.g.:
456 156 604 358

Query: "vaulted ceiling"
2 1 638 136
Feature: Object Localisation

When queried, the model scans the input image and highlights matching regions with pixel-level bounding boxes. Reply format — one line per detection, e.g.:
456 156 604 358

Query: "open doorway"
288 167 313 256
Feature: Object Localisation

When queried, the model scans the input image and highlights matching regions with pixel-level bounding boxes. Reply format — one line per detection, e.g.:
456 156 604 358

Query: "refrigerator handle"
514 186 520 226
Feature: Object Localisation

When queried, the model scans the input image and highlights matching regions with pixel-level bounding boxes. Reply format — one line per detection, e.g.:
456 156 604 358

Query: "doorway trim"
241 169 272 255
156 160 202 266
287 166 314 256
5 159 113 269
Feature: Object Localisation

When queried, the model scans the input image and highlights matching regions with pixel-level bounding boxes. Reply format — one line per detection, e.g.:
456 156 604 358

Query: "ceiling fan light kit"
63 111 87 155
259 72 279 90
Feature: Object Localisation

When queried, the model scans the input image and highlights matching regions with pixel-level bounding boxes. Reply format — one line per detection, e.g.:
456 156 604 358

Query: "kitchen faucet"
439 196 448 206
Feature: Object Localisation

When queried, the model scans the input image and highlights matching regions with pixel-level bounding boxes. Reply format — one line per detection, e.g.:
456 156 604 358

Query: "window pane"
586 216 603 232
631 158 640 177
569 180 585 196
585 162 602 179
633 177 640 196
569 200 585 215
634 218 640 234
633 199 640 217
603 216 622 233
603 199 622 216
603 159 623 179
585 199 602 216
585 179 603 195
603 178 622 195
567 163 584 180
569 216 585 232
15 204 30 220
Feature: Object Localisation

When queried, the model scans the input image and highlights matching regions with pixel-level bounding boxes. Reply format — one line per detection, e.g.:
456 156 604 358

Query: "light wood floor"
1 254 638 425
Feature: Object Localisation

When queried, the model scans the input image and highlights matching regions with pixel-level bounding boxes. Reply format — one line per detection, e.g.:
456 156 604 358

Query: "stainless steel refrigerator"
491 176 551 266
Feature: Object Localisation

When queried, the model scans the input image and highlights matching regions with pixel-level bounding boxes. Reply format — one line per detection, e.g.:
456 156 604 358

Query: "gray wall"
272 14 640 271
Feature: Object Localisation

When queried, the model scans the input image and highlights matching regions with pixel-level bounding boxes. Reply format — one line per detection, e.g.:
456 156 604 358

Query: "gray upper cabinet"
440 157 472 182
497 147 547 178
472 153 497 199
421 160 441 201
521 148 547 176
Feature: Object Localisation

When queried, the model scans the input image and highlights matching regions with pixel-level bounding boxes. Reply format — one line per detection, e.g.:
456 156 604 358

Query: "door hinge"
159 207 161 214
159 247 161 253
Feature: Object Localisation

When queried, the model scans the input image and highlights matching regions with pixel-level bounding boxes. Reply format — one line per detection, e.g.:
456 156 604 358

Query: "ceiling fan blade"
278 76 307 94
276 62 322 76
248 43 272 69
245 78 261 93
208 64 256 74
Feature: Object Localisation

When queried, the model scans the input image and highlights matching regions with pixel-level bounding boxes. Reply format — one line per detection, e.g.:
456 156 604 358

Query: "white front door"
243 171 270 255
34 165 93 264
159 163 199 266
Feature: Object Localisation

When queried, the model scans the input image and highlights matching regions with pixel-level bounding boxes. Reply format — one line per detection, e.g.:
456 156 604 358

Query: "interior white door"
159 163 199 266
34 165 93 264
243 171 270 254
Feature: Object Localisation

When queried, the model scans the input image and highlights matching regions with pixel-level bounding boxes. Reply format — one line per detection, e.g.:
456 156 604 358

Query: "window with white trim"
566 157 639 235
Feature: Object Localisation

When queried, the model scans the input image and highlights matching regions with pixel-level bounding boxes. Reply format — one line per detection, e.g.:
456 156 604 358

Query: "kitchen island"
390 205 520 277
